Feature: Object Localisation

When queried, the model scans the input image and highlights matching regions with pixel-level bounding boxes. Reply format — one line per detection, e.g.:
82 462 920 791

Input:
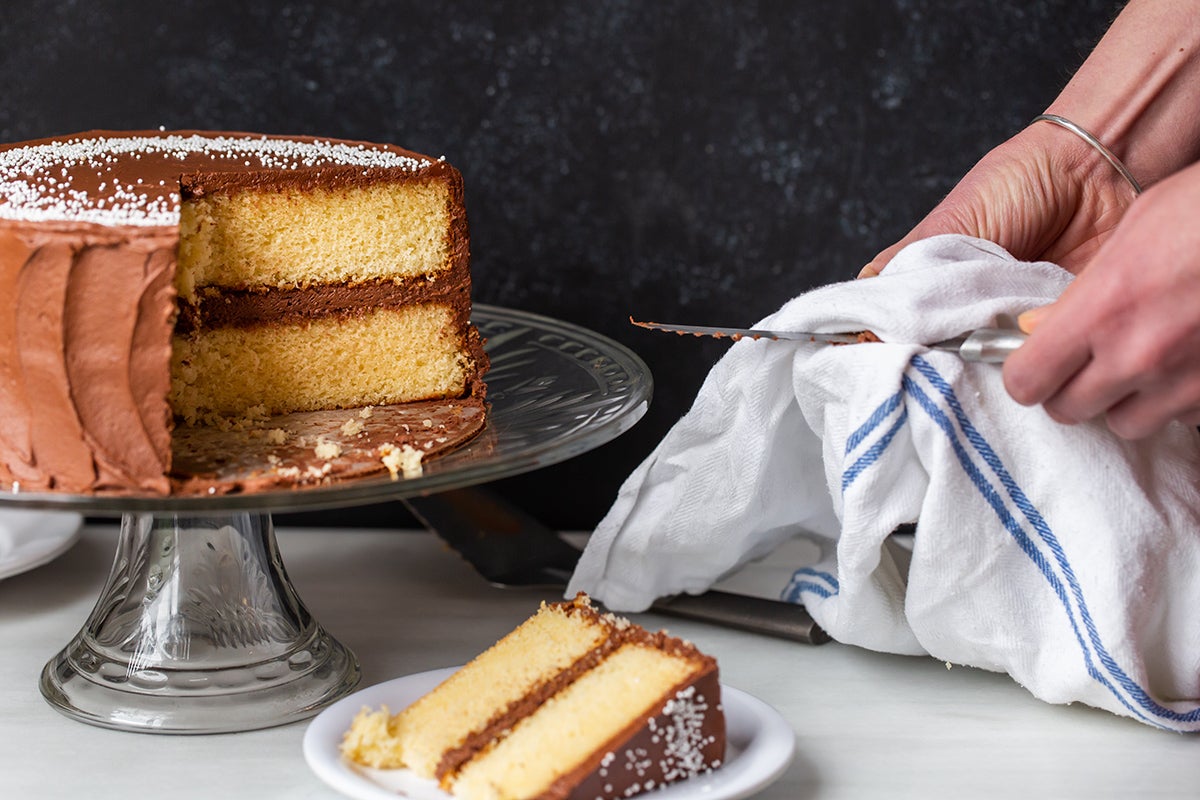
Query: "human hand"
1004 162 1200 439
859 121 1136 279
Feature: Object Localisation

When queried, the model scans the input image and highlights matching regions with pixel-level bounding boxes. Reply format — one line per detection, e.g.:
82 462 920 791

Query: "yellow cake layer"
341 602 614 776
170 303 471 424
450 643 696 800
176 179 453 300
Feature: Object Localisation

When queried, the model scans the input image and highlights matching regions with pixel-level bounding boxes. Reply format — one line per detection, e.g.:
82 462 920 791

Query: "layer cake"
341 594 726 800
0 130 487 495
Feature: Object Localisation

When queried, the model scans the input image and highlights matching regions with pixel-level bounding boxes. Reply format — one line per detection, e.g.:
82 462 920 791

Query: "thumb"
1018 305 1051 334
859 237 915 279
859 203 979 279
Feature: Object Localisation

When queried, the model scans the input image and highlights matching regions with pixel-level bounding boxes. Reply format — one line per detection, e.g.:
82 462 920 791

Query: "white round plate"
0 510 83 580
304 666 795 800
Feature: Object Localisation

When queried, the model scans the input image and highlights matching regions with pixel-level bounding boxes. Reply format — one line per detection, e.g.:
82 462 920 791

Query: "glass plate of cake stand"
0 304 651 735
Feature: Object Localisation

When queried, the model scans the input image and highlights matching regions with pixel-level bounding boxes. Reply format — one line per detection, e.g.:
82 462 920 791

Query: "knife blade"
631 318 1027 363
402 486 831 645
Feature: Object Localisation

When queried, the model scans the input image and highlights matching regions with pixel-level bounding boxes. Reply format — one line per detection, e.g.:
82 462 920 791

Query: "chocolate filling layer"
175 270 471 332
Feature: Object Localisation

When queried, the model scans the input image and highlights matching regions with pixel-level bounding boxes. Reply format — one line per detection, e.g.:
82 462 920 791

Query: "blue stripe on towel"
904 355 1200 727
842 406 909 493
796 566 840 590
845 390 904 455
783 581 834 602
782 567 840 603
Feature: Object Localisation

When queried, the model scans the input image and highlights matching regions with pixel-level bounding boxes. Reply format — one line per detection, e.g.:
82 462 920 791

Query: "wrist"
1031 114 1142 196
1017 117 1134 204
992 120 1135 267
1046 0 1200 188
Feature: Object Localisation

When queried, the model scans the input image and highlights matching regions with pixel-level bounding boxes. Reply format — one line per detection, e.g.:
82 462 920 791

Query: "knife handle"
650 589 832 645
957 328 1028 363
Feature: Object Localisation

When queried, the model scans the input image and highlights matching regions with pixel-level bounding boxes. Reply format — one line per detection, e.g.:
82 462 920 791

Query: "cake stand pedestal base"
39 511 360 734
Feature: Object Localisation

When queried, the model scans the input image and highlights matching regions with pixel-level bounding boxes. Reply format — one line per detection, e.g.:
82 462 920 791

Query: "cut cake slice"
341 593 726 800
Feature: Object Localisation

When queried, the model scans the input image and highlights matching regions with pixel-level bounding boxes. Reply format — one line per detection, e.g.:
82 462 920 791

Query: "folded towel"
568 234 1200 731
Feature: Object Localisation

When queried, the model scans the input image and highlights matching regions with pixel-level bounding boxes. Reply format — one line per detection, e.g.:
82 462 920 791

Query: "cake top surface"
0 129 440 228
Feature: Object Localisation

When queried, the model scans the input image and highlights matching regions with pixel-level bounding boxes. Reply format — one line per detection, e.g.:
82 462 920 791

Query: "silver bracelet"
1032 113 1143 196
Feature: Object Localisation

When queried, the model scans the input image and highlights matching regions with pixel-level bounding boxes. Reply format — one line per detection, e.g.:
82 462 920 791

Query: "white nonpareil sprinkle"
0 133 432 227
656 686 717 783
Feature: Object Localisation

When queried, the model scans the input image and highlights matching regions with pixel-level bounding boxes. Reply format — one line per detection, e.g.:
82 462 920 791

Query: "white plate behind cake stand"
303 665 796 800
0 510 83 581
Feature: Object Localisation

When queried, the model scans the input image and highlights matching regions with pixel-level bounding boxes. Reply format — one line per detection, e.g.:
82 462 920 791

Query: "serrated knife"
631 319 1027 363
402 486 831 645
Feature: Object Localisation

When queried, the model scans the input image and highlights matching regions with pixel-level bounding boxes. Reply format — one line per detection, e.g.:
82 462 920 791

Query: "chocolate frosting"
0 130 443 227
0 130 482 495
0 220 178 493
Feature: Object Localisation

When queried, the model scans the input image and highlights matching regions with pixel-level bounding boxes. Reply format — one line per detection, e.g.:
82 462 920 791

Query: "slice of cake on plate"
341 593 726 800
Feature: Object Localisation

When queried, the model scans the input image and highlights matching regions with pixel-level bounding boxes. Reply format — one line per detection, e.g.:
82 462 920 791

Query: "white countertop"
2 522 1198 799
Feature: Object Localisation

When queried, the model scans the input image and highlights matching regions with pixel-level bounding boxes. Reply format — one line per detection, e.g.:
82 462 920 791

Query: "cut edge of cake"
340 593 726 800
170 154 481 427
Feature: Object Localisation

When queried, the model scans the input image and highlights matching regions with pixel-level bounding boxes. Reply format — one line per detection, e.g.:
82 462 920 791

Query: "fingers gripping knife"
403 486 831 645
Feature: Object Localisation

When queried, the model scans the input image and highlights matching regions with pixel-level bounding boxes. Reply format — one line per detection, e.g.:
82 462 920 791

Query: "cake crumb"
341 418 365 437
422 418 433 428
195 404 272 432
306 463 334 480
379 443 424 479
359 406 374 419
341 706 402 768
265 428 287 445
314 439 342 460
243 404 270 421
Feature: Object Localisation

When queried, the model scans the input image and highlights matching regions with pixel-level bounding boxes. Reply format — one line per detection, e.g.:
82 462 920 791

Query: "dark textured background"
1 0 1122 529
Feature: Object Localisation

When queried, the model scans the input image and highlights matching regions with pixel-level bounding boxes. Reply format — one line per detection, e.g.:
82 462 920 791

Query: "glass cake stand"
3 305 651 735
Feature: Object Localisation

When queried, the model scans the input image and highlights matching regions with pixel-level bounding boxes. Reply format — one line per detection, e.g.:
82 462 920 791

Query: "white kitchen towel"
568 234 1200 731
